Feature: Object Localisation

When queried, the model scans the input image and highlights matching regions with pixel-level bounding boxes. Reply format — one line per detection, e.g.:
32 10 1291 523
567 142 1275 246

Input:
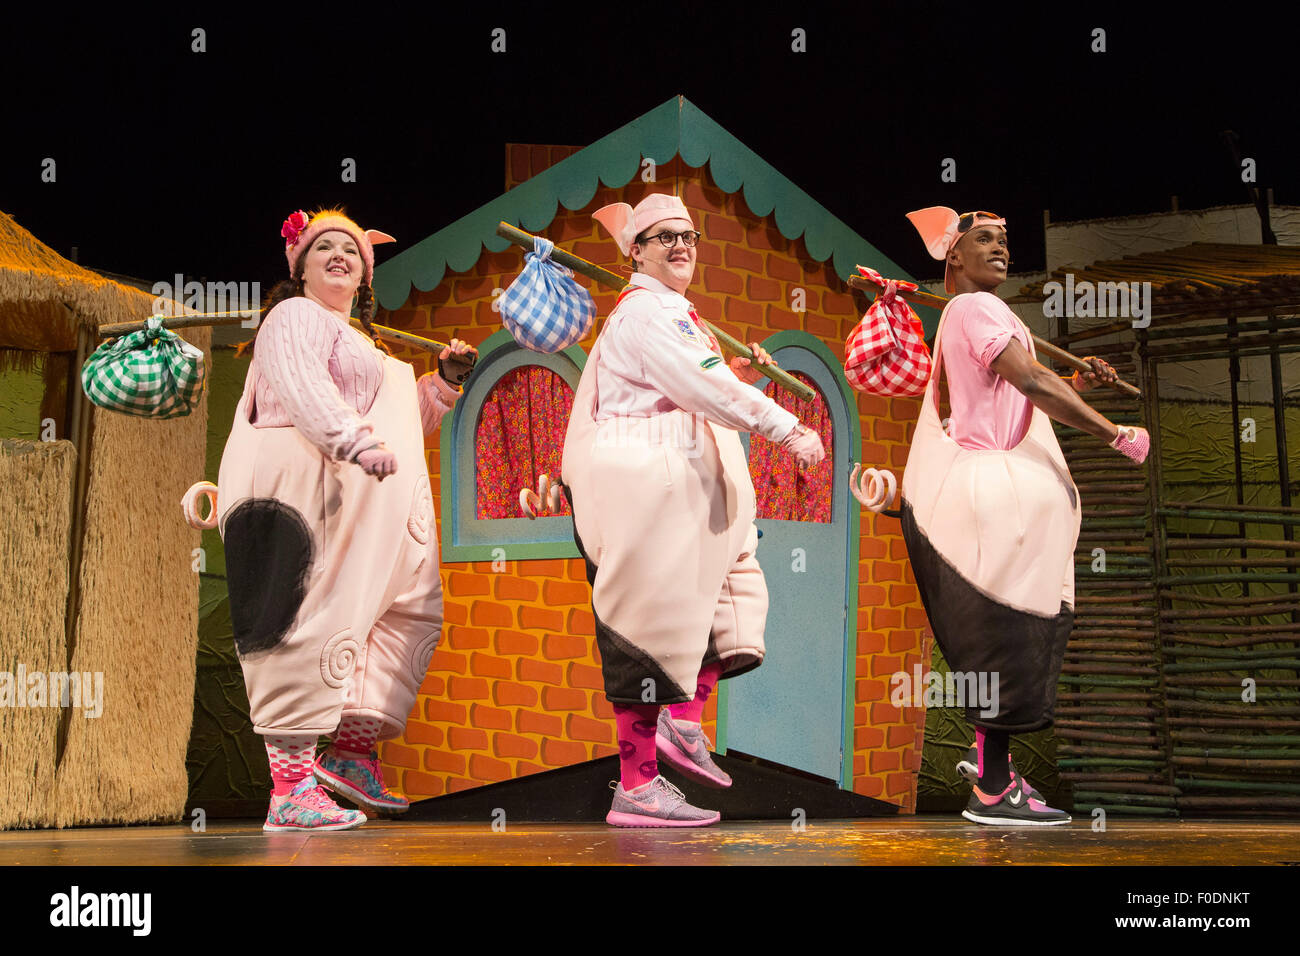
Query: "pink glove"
780 424 826 468
1110 426 1150 464
355 443 398 480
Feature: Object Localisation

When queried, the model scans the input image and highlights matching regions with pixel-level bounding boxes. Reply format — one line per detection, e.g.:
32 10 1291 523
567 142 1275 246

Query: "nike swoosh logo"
1009 790 1024 807
638 798 660 812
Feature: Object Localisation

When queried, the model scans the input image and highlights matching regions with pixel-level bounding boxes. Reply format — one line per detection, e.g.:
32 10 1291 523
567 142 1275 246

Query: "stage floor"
3 818 1297 865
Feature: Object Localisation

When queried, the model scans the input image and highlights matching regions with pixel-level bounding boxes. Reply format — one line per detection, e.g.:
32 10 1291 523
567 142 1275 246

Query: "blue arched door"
717 334 859 786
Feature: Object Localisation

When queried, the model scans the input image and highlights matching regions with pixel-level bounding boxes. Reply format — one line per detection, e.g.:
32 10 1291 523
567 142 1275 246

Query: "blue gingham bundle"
499 237 595 353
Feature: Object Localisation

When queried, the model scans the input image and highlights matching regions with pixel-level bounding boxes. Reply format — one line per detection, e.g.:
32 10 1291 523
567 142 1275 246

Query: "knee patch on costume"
224 498 314 655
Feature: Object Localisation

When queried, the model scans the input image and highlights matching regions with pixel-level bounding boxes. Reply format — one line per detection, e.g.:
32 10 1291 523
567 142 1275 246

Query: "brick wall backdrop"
375 146 931 811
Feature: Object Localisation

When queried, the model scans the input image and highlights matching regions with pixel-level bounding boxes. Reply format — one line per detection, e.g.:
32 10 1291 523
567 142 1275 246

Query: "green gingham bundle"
81 315 206 419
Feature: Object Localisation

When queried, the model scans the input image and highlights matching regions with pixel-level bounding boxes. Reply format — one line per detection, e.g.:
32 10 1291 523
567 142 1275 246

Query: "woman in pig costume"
184 209 474 831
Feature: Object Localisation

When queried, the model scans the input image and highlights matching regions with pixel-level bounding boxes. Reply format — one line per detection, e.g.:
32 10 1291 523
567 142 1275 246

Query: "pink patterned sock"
669 660 723 724
265 734 318 797
331 715 383 758
613 702 660 791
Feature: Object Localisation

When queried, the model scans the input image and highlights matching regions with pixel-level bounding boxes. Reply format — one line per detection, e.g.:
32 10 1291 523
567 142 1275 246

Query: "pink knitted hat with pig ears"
592 193 695 256
281 209 396 285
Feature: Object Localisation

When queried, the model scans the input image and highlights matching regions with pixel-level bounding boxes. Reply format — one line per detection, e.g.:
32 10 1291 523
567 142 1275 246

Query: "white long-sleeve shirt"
248 297 459 461
593 273 799 443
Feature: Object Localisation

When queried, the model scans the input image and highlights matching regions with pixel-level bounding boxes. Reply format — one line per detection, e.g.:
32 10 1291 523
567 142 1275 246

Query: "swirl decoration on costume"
181 481 219 529
408 475 433 544
409 631 441 683
519 473 564 519
849 464 897 513
320 629 361 689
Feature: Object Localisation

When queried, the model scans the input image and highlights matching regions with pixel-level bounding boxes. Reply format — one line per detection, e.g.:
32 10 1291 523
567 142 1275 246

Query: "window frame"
440 329 586 562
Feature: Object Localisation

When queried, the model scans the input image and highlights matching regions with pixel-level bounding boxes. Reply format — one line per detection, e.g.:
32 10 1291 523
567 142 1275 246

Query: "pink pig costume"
561 196 800 706
898 208 1080 732
214 216 455 740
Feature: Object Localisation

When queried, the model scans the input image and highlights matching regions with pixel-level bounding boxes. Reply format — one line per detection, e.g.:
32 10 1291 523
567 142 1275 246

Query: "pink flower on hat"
281 210 310 246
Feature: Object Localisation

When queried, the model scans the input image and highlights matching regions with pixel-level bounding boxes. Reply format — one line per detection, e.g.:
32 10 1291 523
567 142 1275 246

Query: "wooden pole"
495 222 816 402
97 311 475 379
845 274 1143 398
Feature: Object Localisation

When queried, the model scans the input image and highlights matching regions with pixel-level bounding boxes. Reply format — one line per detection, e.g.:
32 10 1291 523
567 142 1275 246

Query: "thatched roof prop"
0 211 162 365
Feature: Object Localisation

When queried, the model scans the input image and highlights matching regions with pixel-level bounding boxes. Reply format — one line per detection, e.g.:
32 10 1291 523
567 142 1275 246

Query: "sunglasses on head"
957 211 1003 233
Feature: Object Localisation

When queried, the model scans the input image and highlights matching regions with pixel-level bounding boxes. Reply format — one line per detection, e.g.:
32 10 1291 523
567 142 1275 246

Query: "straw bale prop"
0 210 212 827
0 440 75 828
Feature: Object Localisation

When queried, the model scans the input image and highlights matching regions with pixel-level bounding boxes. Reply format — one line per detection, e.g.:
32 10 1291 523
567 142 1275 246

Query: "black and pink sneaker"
956 745 1043 803
961 777 1071 827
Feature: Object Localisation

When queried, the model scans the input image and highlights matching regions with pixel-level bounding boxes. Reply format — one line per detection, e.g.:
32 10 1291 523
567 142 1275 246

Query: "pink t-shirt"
939 292 1033 451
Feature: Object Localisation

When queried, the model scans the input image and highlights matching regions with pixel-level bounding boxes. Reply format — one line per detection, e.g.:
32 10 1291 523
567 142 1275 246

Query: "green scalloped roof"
374 95 918 319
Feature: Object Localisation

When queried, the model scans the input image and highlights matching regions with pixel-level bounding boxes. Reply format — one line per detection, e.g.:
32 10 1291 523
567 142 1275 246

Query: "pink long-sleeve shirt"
246 296 460 461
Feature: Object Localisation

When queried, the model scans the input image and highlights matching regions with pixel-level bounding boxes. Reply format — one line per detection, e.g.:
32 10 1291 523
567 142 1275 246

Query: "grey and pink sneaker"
315 748 410 813
655 709 732 789
961 777 1071 827
263 776 367 832
606 775 721 828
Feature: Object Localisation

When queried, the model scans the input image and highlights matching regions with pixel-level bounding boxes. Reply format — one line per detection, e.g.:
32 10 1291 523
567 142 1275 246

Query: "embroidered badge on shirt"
674 318 698 342
700 356 723 370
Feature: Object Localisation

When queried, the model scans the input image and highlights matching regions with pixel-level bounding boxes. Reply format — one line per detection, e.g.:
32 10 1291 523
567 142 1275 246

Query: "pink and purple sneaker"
314 748 410 814
655 709 732 789
606 775 721 828
263 776 367 832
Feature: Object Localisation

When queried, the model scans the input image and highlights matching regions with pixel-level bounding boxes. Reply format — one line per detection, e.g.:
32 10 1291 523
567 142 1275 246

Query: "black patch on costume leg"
1040 603 1074 725
590 609 692 706
223 498 314 655
565 484 691 706
900 498 1069 733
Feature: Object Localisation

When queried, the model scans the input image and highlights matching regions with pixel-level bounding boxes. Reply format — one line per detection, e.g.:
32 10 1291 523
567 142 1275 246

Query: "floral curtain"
475 365 574 518
749 371 834 522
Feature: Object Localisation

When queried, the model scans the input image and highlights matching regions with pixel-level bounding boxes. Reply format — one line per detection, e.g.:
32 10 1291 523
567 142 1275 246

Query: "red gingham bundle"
843 266 932 396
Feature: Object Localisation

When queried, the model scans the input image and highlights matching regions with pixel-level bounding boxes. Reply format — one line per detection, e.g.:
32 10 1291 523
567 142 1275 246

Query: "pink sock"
265 734 318 797
613 702 660 791
331 715 382 758
669 660 722 724
976 727 986 779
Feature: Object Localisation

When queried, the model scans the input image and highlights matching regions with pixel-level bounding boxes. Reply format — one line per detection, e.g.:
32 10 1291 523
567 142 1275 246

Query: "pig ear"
592 203 635 256
365 229 396 246
905 207 959 260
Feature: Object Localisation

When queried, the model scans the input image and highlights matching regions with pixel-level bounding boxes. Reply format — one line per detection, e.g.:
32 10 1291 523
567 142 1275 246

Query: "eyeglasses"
957 211 1003 233
638 230 702 248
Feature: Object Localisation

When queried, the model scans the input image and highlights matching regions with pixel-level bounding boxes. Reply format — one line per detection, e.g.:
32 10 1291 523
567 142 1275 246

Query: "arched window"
440 330 584 561
475 365 573 518
748 370 834 522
